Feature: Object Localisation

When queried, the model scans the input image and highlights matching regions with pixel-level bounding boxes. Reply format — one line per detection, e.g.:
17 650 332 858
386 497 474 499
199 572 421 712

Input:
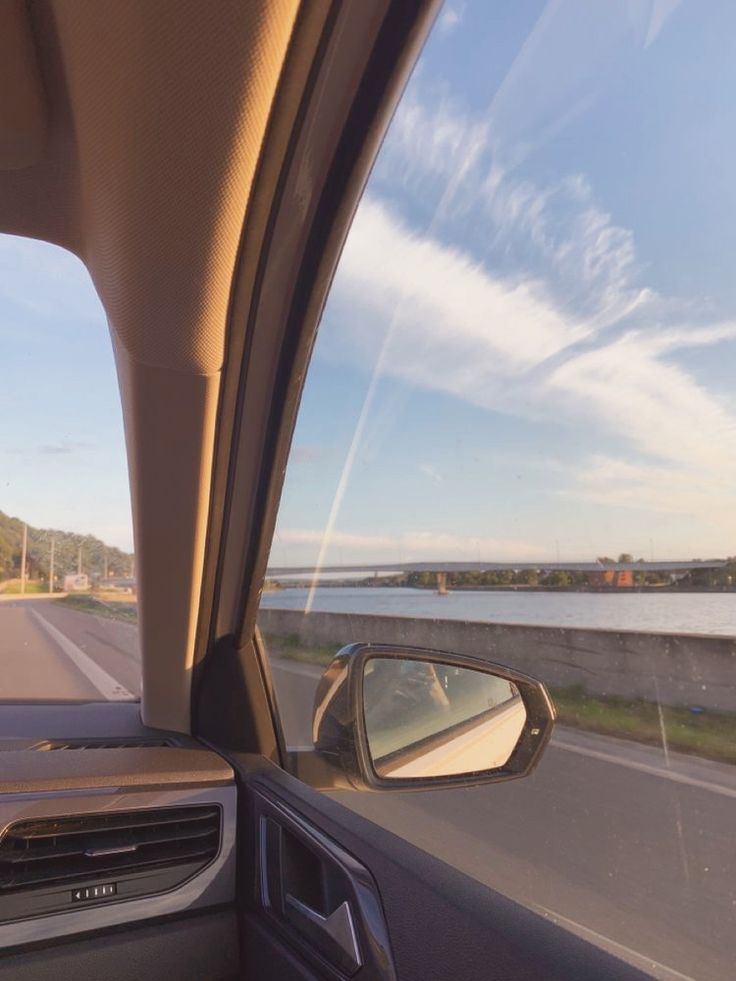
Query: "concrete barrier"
257 608 736 711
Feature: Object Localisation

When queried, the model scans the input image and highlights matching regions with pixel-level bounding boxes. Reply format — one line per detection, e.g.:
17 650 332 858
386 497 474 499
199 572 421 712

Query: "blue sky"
272 0 736 567
0 235 132 550
2 1 736 563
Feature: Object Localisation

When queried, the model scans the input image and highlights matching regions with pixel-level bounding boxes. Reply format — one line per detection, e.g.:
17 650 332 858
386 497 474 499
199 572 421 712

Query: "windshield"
0 235 138 701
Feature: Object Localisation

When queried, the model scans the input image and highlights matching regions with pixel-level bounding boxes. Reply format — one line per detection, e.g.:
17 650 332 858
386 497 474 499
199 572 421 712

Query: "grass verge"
1 579 47 594
551 685 736 765
55 593 138 624
262 633 736 766
261 632 337 667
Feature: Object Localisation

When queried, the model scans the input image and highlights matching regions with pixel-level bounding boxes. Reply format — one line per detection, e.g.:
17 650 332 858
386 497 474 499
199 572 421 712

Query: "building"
588 569 634 588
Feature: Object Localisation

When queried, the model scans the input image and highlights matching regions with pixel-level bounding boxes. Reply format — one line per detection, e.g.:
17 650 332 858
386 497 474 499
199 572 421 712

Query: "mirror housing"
302 643 556 792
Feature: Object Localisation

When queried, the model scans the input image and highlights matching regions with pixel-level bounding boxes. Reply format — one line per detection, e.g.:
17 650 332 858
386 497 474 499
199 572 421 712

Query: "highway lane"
0 597 140 700
268 658 736 981
0 599 733 978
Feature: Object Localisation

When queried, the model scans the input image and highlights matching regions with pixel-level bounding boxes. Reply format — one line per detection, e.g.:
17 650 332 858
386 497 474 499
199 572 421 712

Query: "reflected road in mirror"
363 657 526 779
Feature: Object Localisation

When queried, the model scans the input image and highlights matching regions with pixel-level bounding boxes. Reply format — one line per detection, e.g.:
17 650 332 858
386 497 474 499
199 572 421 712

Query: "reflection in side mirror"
303 644 556 792
364 658 527 779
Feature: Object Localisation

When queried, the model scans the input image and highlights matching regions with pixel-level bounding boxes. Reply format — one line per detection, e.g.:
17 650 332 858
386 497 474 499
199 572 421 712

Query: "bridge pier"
436 571 448 595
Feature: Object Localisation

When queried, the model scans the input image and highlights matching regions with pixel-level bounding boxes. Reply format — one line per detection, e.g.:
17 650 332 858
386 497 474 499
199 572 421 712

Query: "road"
0 597 140 700
271 659 736 981
1 597 734 979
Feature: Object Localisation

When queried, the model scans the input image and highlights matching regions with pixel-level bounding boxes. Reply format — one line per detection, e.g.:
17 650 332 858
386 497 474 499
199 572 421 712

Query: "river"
260 586 736 636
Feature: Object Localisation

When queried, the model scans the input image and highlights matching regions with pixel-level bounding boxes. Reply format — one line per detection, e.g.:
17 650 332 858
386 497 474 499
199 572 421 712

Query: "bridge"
266 558 729 578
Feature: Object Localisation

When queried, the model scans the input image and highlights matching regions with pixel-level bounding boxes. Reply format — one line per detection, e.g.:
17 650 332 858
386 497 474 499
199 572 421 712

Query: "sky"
0 235 132 550
2 0 736 564
271 0 736 568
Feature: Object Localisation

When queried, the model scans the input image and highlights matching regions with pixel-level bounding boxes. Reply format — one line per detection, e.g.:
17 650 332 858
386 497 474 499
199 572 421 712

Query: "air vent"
0 805 220 896
32 738 176 751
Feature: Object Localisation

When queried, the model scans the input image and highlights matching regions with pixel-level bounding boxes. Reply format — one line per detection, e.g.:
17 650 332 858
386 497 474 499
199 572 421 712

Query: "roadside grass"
55 593 138 624
96 589 136 604
551 686 736 766
261 632 337 667
1 579 47 594
262 633 736 766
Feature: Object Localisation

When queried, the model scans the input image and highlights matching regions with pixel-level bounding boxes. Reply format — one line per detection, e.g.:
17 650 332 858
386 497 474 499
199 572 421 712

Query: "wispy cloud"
567 454 734 521
38 441 91 456
438 4 464 35
419 463 442 483
278 5 734 560
326 92 736 525
276 527 541 562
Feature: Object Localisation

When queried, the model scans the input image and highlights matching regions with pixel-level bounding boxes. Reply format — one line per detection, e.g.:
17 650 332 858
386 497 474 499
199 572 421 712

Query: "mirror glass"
363 656 527 779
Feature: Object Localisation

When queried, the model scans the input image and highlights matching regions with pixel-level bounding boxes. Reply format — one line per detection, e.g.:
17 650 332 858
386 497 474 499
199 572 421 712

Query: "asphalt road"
0 597 140 700
1 597 733 980
271 658 736 981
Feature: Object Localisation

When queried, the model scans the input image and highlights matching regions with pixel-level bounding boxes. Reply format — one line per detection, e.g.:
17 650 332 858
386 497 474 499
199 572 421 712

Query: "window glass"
259 3 736 978
0 235 138 701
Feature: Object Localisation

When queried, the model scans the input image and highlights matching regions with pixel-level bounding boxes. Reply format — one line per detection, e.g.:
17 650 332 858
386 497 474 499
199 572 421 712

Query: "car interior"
0 1 678 978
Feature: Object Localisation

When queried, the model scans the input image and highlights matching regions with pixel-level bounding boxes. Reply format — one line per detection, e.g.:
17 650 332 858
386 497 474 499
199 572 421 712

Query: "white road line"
552 739 736 799
534 903 696 981
29 609 135 701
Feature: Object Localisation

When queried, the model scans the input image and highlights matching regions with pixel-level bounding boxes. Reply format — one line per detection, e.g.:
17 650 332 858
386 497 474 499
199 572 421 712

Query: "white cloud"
419 463 442 483
326 187 736 525
565 455 736 552
313 41 736 534
438 4 463 35
333 195 591 387
376 92 487 204
546 327 736 473
276 528 541 562
295 29 736 557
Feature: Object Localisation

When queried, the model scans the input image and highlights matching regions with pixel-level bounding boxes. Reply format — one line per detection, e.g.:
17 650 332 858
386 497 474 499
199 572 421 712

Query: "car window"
0 235 139 702
258 3 736 978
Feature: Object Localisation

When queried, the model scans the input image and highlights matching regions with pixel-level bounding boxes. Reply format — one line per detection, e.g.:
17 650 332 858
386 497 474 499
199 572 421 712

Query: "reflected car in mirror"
298 644 556 792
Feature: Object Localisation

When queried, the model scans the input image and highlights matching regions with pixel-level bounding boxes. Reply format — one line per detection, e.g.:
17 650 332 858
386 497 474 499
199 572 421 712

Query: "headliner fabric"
0 0 300 374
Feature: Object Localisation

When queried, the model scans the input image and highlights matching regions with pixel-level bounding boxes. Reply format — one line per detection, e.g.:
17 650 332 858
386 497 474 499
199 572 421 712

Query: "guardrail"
257 608 736 711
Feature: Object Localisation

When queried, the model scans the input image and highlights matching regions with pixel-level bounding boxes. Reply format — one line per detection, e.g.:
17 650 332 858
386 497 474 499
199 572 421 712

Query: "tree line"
402 553 736 589
0 510 133 583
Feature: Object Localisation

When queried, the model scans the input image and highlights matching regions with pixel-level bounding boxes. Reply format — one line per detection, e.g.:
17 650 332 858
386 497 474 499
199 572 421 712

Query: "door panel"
0 910 239 981
236 755 650 981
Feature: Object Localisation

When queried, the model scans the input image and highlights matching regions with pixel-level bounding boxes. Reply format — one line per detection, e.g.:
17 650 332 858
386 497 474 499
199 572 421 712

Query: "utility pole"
103 547 108 581
77 546 82 576
20 524 27 594
49 536 55 594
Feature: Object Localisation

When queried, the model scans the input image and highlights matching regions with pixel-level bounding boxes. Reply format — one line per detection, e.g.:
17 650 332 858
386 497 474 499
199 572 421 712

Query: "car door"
188 3 724 978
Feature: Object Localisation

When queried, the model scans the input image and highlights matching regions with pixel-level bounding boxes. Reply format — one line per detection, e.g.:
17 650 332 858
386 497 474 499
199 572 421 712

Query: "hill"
0 510 132 583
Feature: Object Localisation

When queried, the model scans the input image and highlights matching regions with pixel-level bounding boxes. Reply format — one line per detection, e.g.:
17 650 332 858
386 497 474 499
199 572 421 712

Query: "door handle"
285 893 362 973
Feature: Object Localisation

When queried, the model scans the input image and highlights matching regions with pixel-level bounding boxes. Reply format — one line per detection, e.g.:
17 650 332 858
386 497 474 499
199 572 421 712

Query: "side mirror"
302 643 555 791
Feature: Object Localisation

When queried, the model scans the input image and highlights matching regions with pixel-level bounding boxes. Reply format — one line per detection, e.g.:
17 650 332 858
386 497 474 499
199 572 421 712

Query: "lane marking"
552 739 736 799
29 609 135 701
534 903 696 981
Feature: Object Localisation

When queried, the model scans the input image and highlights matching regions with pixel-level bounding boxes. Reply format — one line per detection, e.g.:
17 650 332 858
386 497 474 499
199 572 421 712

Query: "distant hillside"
0 510 133 582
